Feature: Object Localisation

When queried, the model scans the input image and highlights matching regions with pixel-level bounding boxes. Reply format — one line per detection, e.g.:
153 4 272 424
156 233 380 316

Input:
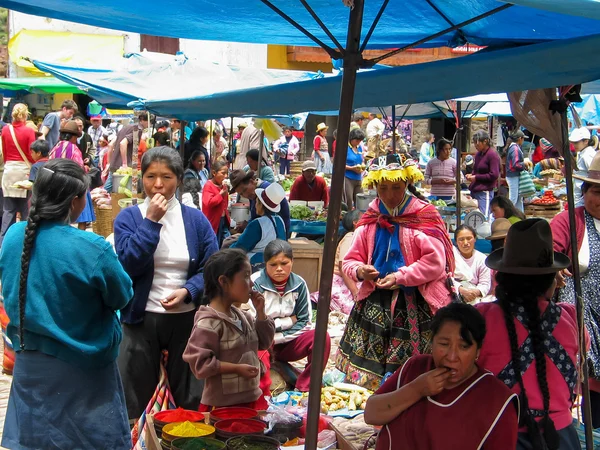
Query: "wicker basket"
92 204 114 237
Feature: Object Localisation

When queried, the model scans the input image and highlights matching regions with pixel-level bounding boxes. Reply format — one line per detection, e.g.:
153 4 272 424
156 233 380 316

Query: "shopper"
0 103 36 246
453 225 491 304
344 127 365 210
184 127 210 172
467 130 501 219
244 148 276 183
184 150 209 188
570 127 595 206
39 99 78 149
490 196 526 224
313 123 332 175
505 130 526 212
114 146 218 419
273 126 300 175
183 249 275 410
0 158 133 449
425 138 457 201
202 160 231 246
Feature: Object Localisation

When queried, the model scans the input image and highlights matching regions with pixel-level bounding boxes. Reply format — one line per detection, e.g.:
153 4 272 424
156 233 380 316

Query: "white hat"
256 183 285 213
569 127 591 142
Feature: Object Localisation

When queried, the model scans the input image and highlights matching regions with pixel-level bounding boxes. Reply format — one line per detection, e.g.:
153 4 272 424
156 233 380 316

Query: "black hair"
182 178 201 209
30 140 50 157
211 160 228 177
349 128 366 142
495 272 560 450
490 196 526 221
282 126 292 132
18 159 88 349
352 113 364 122
246 149 260 161
141 146 184 181
138 113 152 122
189 126 209 145
60 132 76 142
490 238 505 252
436 138 452 156
342 209 361 232
264 239 294 263
333 129 338 140
187 150 206 169
407 184 427 201
454 224 477 241
153 131 170 146
203 249 250 302
430 303 487 348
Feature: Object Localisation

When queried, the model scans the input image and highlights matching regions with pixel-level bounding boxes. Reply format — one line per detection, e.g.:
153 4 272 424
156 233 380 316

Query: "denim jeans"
506 175 523 212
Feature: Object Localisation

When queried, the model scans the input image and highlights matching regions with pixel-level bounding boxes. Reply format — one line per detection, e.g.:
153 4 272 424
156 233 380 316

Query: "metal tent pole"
229 116 234 169
455 103 462 227
391 105 396 154
560 110 594 450
304 1 364 449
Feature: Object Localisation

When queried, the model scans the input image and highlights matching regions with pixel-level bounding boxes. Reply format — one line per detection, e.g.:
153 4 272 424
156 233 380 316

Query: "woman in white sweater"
453 225 491 303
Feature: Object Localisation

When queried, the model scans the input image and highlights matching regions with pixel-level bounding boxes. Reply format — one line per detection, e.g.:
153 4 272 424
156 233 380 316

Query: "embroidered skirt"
335 288 433 391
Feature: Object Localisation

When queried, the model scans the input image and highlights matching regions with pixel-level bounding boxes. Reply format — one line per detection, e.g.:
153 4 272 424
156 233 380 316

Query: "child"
182 178 202 210
252 239 330 392
183 249 275 410
29 140 50 183
202 160 230 246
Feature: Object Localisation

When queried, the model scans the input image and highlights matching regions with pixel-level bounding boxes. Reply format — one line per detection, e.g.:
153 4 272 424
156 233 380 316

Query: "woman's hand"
375 274 396 289
161 288 189 310
556 268 572 289
459 287 480 303
250 290 267 320
358 265 380 281
465 174 474 182
412 367 452 397
220 186 228 196
353 165 363 174
146 193 168 222
237 364 259 379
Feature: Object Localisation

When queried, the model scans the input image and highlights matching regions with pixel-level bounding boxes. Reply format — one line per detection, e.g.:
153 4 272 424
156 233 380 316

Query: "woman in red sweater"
202 160 230 246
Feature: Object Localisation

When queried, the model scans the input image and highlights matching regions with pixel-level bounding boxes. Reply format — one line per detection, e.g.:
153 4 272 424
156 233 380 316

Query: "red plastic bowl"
214 418 266 439
209 407 257 424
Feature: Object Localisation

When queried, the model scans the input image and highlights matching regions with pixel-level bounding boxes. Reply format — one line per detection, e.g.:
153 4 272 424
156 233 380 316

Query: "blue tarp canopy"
128 33 600 119
572 95 600 126
2 0 600 50
32 52 322 110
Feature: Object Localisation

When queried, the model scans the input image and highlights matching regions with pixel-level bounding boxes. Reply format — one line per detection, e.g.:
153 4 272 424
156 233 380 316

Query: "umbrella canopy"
0 76 84 95
2 0 600 50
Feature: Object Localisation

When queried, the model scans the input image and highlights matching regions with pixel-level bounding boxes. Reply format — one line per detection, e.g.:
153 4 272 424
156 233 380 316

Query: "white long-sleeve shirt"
366 117 385 139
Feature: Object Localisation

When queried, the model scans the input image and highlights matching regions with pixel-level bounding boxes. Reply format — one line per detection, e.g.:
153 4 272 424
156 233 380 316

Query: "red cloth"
198 397 268 412
375 355 518 450
289 175 329 207
272 329 330 392
201 180 230 234
476 300 581 431
532 145 544 165
1 122 36 164
550 206 585 264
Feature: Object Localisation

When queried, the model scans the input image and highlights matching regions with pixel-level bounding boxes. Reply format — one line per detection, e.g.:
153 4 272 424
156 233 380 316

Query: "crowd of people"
0 103 597 450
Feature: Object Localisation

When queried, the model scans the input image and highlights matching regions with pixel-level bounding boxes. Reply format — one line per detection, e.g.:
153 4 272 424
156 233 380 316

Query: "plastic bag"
317 430 337 448
322 368 345 386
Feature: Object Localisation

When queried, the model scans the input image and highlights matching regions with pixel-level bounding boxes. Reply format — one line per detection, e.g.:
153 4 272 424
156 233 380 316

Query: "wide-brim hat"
316 122 329 133
486 218 512 241
362 153 424 188
229 169 255 194
59 120 82 137
574 151 600 185
486 218 570 274
256 183 285 213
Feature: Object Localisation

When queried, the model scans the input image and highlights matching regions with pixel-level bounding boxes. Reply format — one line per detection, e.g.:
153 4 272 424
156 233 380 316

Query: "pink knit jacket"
342 198 452 312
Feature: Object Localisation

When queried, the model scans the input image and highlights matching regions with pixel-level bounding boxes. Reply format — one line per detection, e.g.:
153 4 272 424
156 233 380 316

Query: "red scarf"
356 201 455 274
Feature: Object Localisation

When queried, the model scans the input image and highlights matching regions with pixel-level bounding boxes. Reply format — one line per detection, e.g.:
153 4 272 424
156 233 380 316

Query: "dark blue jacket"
114 203 218 324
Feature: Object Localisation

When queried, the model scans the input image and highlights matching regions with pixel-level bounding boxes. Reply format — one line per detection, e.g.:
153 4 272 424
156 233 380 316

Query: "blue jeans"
470 191 492 220
280 159 291 175
104 172 113 193
506 175 524 212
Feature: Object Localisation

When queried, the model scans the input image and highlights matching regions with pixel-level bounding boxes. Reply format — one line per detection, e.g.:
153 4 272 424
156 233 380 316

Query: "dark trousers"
280 159 291 175
0 196 29 246
117 310 203 420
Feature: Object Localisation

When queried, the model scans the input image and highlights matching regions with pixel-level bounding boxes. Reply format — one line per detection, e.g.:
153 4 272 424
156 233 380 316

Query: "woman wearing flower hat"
49 120 95 230
337 154 455 390
477 219 581 450
230 182 286 270
313 122 332 175
552 150 600 428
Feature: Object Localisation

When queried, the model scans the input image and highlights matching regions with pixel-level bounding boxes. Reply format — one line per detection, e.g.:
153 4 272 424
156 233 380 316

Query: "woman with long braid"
0 159 133 449
477 219 581 450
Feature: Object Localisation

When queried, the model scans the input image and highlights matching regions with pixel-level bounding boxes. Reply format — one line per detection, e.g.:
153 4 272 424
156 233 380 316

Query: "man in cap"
570 126 595 205
289 160 329 207
87 115 107 151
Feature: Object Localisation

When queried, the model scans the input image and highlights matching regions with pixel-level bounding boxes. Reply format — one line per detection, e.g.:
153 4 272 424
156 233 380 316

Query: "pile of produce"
291 205 313 220
280 178 294 192
304 383 373 414
539 169 562 177
531 190 559 206
430 199 447 207
91 188 112 209
332 415 377 450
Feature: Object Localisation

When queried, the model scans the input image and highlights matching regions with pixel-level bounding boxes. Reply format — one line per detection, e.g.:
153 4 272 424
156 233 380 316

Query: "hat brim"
485 232 508 241
229 171 255 194
59 127 83 137
573 173 600 185
255 188 281 213
302 166 317 172
485 248 571 274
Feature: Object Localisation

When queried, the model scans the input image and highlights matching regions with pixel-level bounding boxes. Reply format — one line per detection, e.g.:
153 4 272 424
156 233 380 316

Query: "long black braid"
407 183 427 201
18 205 40 349
182 178 202 209
16 159 88 349
496 272 559 450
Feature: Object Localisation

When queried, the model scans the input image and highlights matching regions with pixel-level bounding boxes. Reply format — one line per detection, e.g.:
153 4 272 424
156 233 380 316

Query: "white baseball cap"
569 127 591 142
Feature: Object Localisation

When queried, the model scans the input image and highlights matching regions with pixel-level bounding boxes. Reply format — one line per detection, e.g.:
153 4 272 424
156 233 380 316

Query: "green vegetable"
431 199 447 207
280 178 294 192
291 205 313 220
